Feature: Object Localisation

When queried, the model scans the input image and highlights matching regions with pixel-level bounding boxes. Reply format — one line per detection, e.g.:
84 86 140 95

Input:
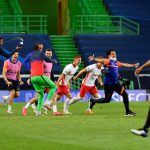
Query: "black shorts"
104 82 126 97
7 79 20 91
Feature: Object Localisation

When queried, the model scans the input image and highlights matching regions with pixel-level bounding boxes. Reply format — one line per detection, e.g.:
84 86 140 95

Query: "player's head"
0 37 4 46
34 42 44 51
12 51 19 61
73 55 82 66
96 56 103 69
106 50 117 61
45 48 52 58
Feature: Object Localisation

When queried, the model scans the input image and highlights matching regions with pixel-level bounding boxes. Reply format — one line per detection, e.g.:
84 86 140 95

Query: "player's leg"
31 76 45 116
69 84 87 105
89 85 113 110
22 93 38 116
2 95 10 106
86 86 100 114
7 89 15 113
115 82 136 116
131 106 150 137
63 93 73 114
41 75 57 102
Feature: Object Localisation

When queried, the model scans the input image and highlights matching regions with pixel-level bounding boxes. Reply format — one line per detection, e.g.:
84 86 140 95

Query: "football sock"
52 105 57 113
25 102 31 109
69 97 81 105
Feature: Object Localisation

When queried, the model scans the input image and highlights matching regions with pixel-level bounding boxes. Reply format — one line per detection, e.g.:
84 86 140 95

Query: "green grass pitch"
0 102 150 150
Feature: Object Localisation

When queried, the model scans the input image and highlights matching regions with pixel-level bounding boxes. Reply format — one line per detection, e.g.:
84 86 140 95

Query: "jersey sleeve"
104 59 110 66
117 61 123 67
63 65 70 75
86 65 93 72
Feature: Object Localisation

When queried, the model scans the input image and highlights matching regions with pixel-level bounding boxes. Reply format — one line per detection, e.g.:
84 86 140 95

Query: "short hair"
106 50 115 57
45 48 52 52
74 55 81 59
34 42 43 50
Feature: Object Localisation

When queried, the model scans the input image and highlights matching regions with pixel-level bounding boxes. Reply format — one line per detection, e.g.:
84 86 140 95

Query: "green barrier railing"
78 0 91 14
9 0 22 15
0 15 47 34
72 15 140 35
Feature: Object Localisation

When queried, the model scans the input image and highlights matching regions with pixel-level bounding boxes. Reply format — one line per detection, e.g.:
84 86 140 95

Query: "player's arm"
135 60 150 75
17 64 23 85
2 62 11 85
50 70 55 82
17 71 24 85
56 73 65 86
97 76 103 86
41 52 55 63
121 62 139 68
73 68 87 80
22 52 32 69
88 55 106 63
0 46 18 58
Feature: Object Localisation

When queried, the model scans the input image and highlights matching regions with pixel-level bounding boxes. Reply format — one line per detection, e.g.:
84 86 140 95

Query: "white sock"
44 99 51 105
49 101 52 106
64 98 70 111
69 97 81 105
8 105 11 111
3 95 10 99
52 105 57 113
31 103 37 110
25 102 31 109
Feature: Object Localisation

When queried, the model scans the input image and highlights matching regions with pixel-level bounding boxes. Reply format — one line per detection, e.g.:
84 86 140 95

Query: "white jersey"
60 63 79 85
82 64 103 86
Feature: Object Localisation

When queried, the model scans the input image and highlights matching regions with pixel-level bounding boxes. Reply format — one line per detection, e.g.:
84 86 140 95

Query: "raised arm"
122 62 139 68
0 46 19 58
88 55 106 63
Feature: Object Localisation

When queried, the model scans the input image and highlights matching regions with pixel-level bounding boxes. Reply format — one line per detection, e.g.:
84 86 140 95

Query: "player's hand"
135 66 142 76
88 54 95 61
7 81 12 86
134 62 139 68
19 80 24 85
73 76 78 80
100 82 104 87
16 46 22 51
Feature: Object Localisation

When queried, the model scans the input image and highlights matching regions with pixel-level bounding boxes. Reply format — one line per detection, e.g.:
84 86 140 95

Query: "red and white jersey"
82 64 103 86
60 64 79 85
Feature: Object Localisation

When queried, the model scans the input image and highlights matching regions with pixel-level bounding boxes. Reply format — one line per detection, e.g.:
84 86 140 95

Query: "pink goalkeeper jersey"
43 60 53 78
4 59 22 81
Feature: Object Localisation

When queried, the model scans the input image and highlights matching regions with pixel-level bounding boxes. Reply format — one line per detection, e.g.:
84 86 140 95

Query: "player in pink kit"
2 52 23 113
52 55 81 114
64 59 104 114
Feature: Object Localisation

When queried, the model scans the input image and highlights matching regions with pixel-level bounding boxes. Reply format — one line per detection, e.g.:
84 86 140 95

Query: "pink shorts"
79 84 98 97
57 85 70 96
